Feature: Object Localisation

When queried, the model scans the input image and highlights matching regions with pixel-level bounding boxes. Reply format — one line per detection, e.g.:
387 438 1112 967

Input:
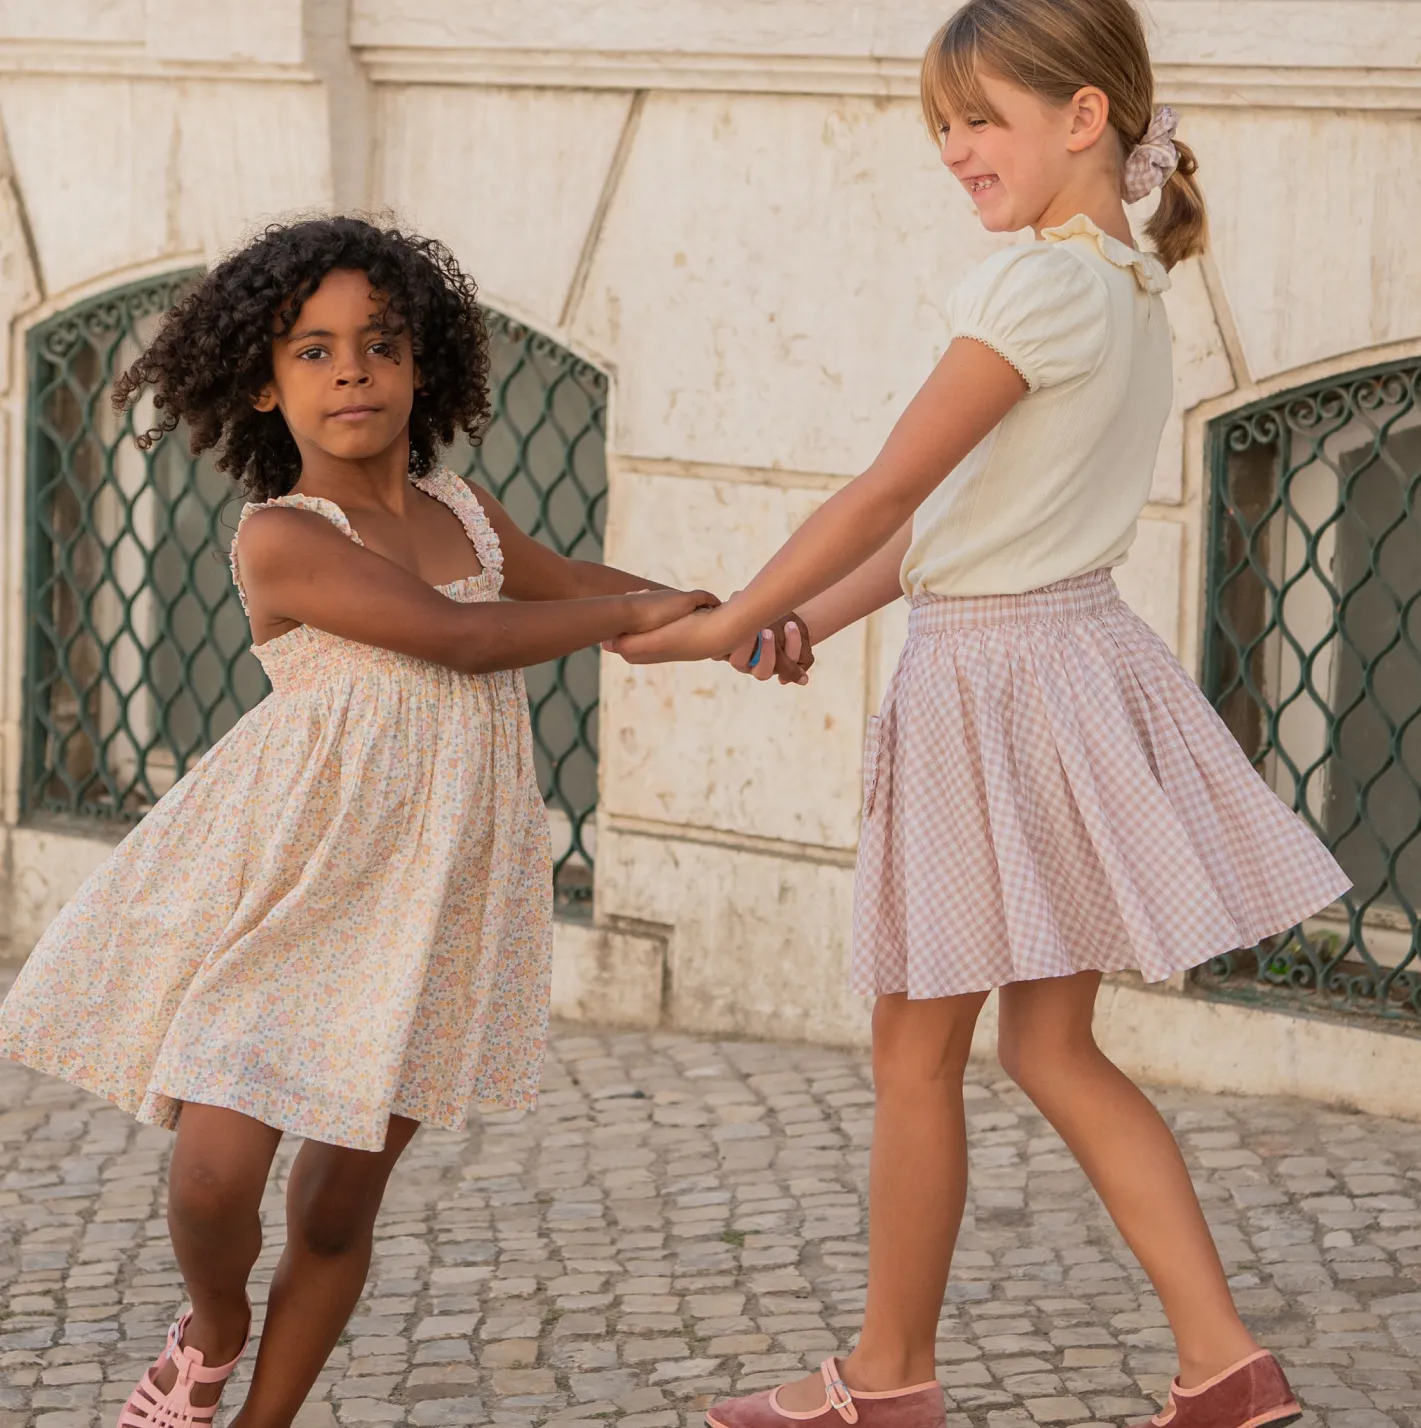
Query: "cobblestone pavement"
1 1014 1418 1428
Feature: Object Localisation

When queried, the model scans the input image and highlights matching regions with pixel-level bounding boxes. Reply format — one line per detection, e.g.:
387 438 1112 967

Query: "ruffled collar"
1041 213 1171 295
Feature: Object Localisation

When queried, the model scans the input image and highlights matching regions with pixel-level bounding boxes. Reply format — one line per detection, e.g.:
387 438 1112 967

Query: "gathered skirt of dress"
0 635 553 1152
851 570 1352 999
0 471 553 1152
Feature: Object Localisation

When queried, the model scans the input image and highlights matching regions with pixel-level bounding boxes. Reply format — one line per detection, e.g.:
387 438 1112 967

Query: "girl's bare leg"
230 1115 420 1428
776 989 989 1410
996 971 1259 1387
154 1104 284 1408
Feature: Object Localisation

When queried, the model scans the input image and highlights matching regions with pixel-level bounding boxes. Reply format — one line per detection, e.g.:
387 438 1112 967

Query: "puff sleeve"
944 245 1110 393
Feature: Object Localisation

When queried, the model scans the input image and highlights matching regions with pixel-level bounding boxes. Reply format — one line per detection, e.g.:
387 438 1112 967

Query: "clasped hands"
610 593 814 686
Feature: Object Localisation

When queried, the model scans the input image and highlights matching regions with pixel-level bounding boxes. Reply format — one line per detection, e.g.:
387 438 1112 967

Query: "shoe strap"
820 1360 860 1426
1149 1382 1180 1427
165 1310 251 1385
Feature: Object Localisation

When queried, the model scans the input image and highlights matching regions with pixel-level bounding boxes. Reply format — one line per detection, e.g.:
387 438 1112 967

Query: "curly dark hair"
112 215 491 500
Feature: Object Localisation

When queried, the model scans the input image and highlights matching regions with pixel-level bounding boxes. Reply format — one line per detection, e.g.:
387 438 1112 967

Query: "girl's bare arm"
471 483 666 600
725 521 909 685
469 480 814 682
236 508 713 675
612 339 1026 662
795 519 914 643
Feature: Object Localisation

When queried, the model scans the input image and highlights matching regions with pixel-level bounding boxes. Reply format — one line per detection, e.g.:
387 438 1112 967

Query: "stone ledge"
357 48 1421 112
551 916 668 1029
1088 977 1421 1123
4 820 122 952
600 814 858 870
0 41 319 83
553 915 1421 1122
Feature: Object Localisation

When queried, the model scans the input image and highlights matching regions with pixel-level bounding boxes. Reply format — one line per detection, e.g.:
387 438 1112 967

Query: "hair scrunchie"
1122 106 1179 203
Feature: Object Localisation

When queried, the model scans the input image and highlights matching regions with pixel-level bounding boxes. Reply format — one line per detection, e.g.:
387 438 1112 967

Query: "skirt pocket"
861 714 884 819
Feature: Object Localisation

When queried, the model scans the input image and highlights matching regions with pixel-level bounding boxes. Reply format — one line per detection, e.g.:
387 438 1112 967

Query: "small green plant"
721 1229 747 1248
1262 929 1343 982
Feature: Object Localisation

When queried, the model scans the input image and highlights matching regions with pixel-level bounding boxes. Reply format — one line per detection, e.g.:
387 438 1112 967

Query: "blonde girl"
614 4 1348 1427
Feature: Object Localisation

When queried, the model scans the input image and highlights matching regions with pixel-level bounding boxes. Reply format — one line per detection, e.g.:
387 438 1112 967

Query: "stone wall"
0 2 1418 1081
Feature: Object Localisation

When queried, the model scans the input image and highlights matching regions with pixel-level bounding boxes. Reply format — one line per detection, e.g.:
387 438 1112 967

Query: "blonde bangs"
920 16 1005 138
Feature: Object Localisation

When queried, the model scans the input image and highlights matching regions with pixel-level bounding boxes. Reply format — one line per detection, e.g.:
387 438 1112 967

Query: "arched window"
1199 358 1421 1024
23 281 606 903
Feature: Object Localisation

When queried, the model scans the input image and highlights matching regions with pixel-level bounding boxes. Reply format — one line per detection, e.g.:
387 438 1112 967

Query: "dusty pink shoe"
117 1308 250 1428
1135 1350 1301 1428
706 1358 945 1428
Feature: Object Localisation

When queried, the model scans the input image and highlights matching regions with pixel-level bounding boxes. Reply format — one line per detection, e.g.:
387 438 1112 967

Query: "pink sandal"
1134 1350 1301 1428
117 1308 251 1428
706 1358 945 1428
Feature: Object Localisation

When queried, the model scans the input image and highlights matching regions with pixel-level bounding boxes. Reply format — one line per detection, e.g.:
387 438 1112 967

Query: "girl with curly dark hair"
0 216 764 1428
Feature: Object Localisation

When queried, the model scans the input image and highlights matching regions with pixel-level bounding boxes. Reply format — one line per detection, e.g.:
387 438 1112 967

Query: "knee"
297 1212 365 1258
294 1196 370 1257
996 1021 1098 1097
291 1166 380 1258
871 993 982 1097
168 1157 254 1235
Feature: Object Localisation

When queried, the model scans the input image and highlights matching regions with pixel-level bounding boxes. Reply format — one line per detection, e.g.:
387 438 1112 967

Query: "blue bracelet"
747 632 764 669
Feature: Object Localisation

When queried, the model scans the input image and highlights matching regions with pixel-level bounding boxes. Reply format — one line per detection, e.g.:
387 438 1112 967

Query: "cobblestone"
0 1006 1418 1427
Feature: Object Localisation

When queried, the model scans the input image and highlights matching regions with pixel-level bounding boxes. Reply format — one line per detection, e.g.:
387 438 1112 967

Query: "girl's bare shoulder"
235 502 357 578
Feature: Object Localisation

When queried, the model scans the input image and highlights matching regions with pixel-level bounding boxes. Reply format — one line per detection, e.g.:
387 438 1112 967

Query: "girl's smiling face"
932 69 1118 236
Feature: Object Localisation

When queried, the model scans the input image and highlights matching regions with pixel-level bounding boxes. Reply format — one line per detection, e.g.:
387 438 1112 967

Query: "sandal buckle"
826 1376 856 1420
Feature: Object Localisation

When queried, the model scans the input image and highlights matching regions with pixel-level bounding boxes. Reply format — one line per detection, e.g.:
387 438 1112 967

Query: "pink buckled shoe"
706 1358 945 1428
1136 1350 1301 1428
117 1307 251 1428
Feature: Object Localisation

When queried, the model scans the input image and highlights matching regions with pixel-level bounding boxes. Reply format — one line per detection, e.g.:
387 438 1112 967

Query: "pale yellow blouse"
902 214 1174 598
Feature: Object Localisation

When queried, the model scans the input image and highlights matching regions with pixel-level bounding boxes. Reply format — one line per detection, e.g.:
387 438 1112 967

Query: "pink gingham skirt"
851 571 1351 998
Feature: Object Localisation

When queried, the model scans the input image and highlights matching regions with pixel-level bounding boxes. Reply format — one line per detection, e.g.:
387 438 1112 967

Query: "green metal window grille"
23 272 261 823
1198 357 1421 1028
24 278 608 904
448 312 608 905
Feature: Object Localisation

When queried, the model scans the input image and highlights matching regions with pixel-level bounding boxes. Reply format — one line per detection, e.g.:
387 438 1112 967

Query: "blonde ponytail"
1144 136 1207 269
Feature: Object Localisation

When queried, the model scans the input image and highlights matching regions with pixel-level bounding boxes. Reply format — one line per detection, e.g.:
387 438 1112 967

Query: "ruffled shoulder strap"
413 468 504 587
229 493 363 615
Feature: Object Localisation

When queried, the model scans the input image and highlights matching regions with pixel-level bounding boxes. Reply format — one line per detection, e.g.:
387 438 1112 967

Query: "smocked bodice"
229 469 507 695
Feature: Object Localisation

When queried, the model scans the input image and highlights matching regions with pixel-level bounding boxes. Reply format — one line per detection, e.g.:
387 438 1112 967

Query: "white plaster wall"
596 822 867 1046
351 0 956 58
374 85 633 333
1151 256 1235 505
574 91 1007 476
1115 518 1186 653
0 177 39 394
352 0 1421 70
0 1 143 43
6 825 121 951
601 467 868 848
1191 107 1421 381
1144 1 1421 69
0 0 305 64
144 1 305 66
0 77 330 297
